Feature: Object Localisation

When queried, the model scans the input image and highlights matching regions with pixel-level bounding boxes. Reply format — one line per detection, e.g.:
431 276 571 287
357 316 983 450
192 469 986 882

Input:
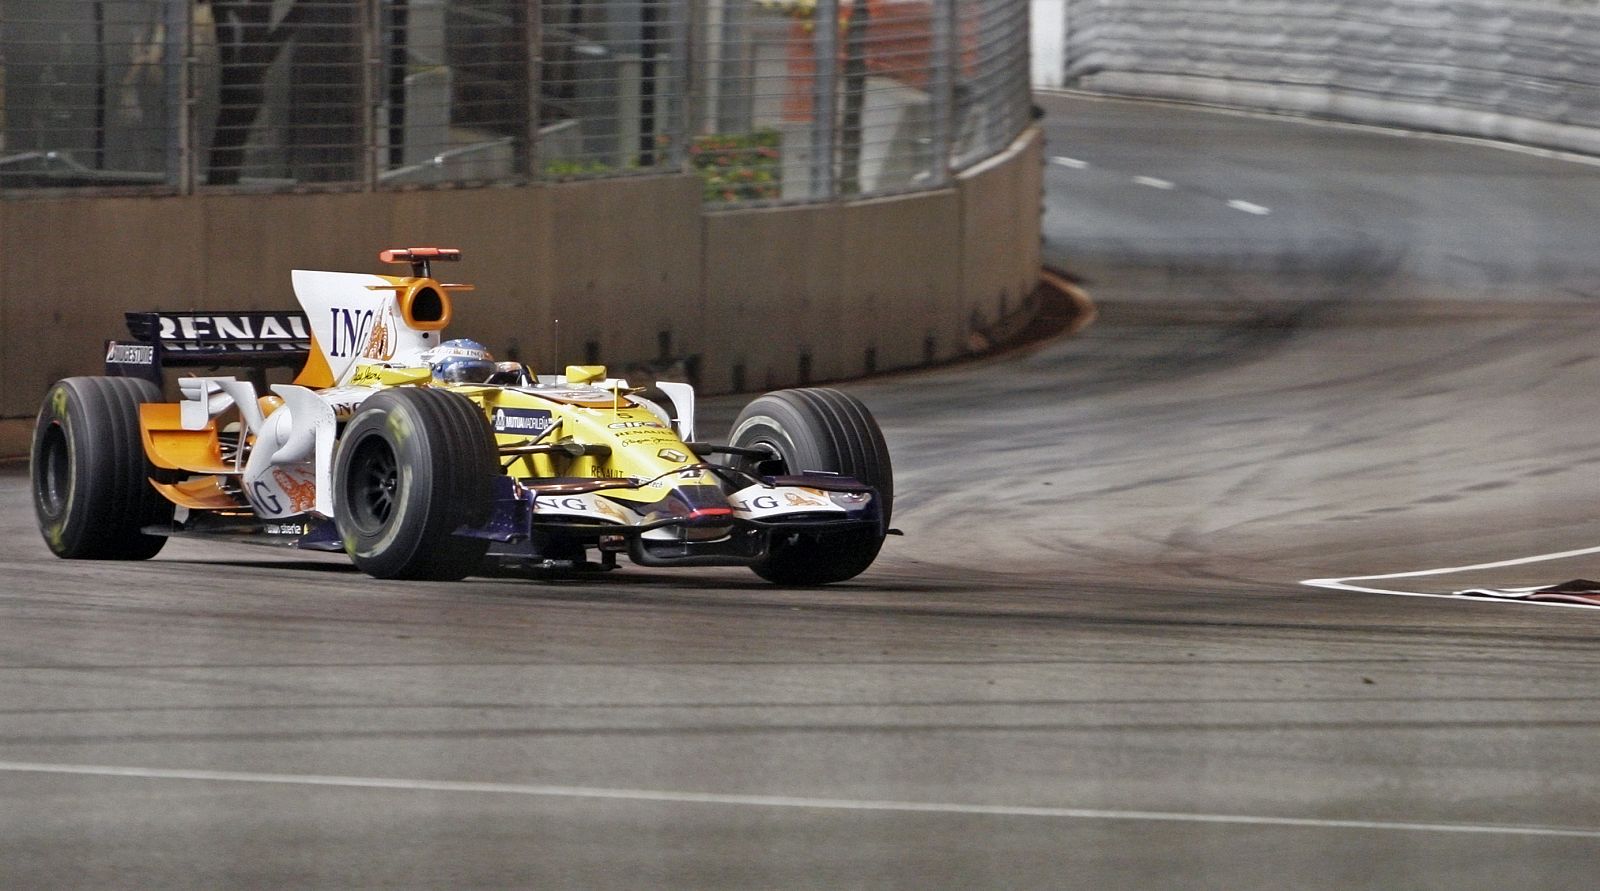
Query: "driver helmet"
424 339 495 384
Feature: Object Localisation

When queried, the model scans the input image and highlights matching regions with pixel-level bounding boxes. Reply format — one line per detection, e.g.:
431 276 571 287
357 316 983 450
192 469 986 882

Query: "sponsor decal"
525 386 617 403
361 309 395 360
609 421 666 430
327 401 364 420
156 313 309 350
530 493 628 524
657 448 689 463
248 465 317 518
736 494 782 511
614 430 680 447
105 343 155 365
729 484 848 518
493 407 554 434
535 495 591 512
272 468 318 514
328 307 377 359
430 344 485 360
592 498 628 522
249 481 283 515
318 387 371 421
265 523 308 536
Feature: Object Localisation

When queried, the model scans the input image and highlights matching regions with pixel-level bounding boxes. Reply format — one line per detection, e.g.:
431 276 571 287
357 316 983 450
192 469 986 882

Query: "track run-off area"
7 92 1600 887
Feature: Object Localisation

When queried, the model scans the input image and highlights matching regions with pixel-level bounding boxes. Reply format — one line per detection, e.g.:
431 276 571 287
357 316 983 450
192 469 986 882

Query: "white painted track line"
1050 156 1090 169
1227 199 1272 215
1303 544 1600 609
5 760 1600 838
1132 175 1176 189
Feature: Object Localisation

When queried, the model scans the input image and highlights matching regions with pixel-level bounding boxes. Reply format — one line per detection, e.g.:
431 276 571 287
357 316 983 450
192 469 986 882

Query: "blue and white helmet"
424 338 495 384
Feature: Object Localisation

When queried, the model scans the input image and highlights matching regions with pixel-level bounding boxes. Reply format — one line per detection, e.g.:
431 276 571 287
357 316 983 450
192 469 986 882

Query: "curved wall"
1058 0 1600 155
0 127 1041 423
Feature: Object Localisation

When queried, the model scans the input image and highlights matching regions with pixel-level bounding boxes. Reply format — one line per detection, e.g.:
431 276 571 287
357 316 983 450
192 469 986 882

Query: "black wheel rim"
737 429 789 477
347 435 399 533
36 422 70 520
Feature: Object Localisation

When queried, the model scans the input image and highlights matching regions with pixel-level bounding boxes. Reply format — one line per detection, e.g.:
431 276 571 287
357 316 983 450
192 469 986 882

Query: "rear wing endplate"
105 310 312 387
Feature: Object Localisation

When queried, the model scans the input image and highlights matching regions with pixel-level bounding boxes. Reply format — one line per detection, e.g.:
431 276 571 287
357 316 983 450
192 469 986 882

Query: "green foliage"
542 158 615 178
751 0 818 19
691 130 782 203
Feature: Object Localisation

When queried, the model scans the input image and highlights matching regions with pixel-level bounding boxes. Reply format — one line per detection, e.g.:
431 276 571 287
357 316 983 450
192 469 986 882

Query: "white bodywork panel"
180 376 374 519
291 270 439 387
653 381 696 443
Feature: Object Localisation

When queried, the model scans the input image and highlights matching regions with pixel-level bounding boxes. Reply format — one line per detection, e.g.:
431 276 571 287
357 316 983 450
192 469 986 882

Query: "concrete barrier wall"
959 129 1045 348
1058 1 1600 156
0 127 1041 423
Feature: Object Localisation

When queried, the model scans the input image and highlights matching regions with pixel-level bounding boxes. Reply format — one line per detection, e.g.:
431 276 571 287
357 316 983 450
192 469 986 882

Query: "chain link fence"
1 0 1031 203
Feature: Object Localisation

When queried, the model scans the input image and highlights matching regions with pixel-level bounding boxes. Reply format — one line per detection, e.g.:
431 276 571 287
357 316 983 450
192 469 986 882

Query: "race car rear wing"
105 310 312 387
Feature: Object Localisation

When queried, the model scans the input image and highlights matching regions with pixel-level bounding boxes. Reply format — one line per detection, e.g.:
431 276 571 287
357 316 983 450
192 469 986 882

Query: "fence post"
359 0 378 190
524 0 543 179
163 0 194 194
928 0 955 184
670 0 692 170
811 0 839 200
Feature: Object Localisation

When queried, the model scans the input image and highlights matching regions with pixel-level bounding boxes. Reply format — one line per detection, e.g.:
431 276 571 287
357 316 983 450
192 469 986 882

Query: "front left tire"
333 387 497 580
725 387 893 585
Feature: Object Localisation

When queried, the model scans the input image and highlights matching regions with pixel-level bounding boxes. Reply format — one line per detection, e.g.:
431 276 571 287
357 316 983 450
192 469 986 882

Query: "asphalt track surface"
7 92 1600 888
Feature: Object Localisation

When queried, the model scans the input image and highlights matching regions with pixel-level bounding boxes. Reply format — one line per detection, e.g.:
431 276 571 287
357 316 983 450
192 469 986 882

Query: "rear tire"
333 388 497 580
31 376 175 559
726 388 893 585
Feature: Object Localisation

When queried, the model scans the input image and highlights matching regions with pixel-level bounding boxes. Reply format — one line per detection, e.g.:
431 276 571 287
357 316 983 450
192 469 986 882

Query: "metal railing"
0 0 1032 204
1061 0 1600 158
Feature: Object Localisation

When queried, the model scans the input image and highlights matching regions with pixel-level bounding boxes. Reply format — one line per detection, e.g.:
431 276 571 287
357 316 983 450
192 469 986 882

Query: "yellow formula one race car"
31 248 892 585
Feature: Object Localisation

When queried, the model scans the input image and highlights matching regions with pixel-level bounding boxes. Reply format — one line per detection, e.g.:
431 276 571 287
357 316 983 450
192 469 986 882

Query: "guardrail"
1058 0 1600 156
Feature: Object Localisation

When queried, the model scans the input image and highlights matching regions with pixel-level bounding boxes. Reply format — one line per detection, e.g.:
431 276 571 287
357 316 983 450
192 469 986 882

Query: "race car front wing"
467 468 884 568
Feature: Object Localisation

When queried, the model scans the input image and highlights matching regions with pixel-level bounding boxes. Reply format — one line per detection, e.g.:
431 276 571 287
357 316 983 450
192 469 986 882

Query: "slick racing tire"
727 388 893 586
31 376 176 560
333 388 497 580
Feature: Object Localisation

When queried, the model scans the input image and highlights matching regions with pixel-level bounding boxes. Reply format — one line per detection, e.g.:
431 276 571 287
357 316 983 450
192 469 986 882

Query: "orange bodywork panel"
139 404 233 474
293 333 336 388
398 281 453 331
151 475 244 510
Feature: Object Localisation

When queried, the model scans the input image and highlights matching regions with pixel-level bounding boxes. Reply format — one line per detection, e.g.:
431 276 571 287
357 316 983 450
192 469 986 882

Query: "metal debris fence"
0 0 1032 204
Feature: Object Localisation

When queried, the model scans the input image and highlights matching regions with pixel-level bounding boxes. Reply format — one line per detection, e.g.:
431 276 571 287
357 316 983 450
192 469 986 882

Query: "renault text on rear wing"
104 310 312 386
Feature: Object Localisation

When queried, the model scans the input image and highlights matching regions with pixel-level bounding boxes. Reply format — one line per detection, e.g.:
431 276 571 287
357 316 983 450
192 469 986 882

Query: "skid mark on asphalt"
3 760 1600 838
1303 544 1600 609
